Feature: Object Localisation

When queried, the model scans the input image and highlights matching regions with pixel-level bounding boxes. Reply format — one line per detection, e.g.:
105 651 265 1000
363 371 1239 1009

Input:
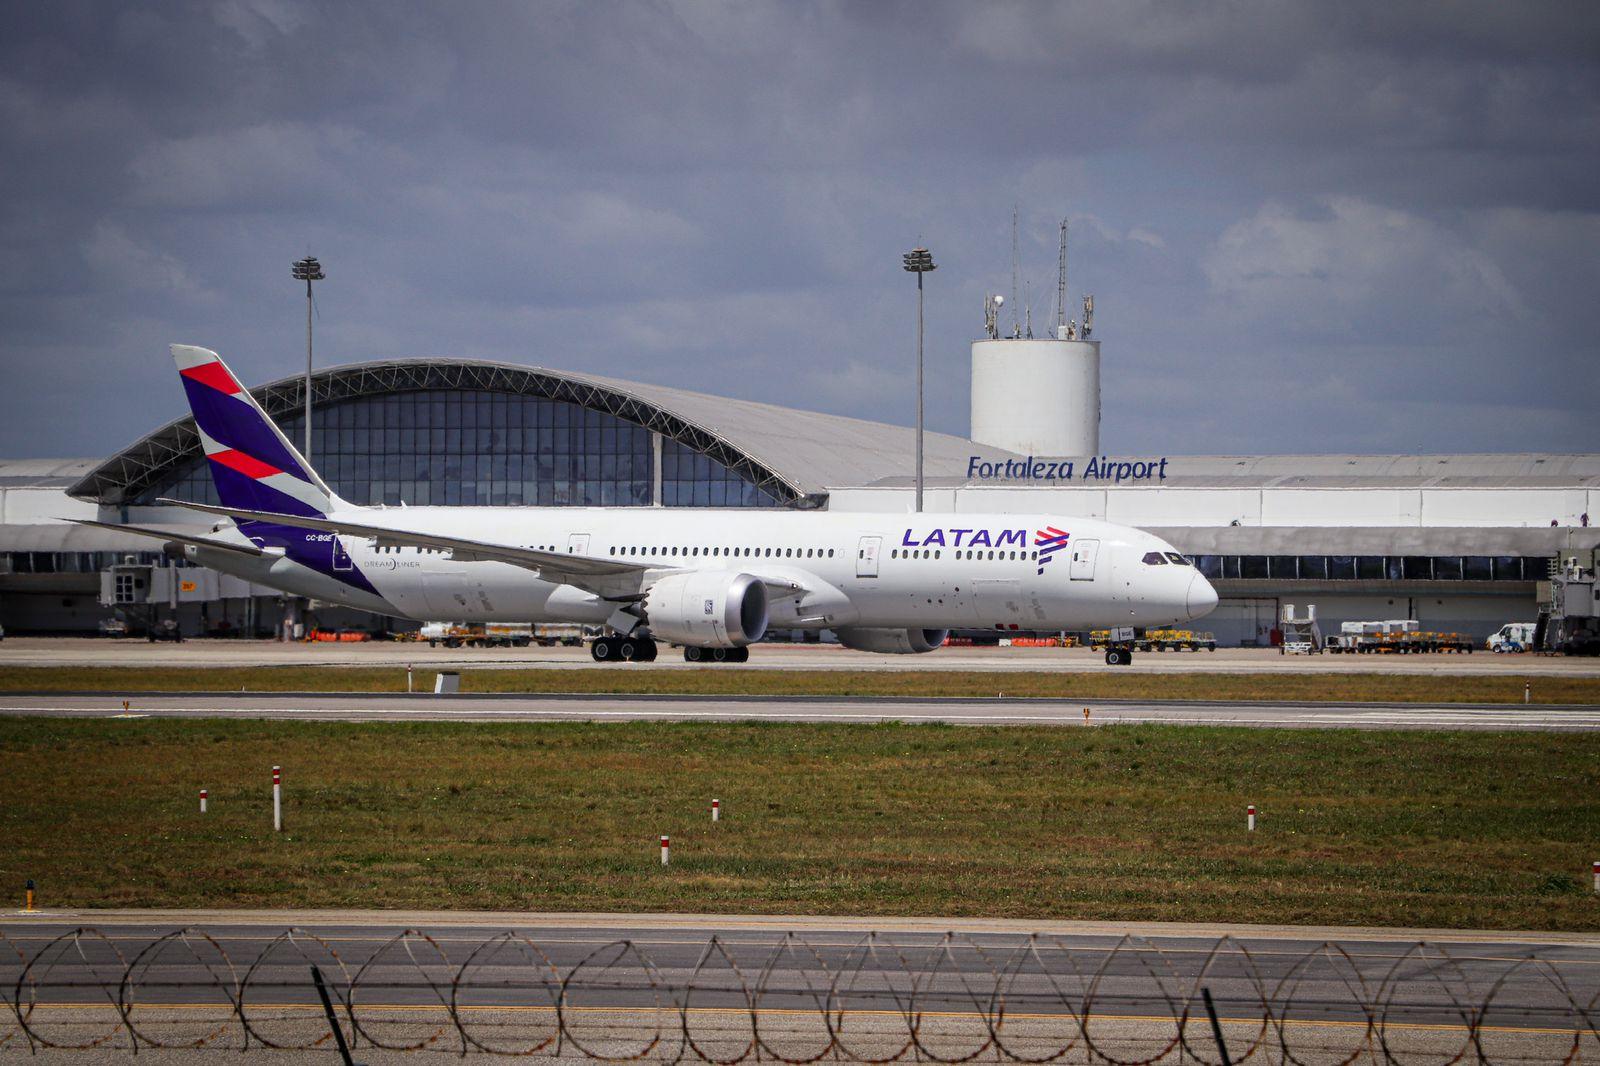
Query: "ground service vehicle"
421 622 533 648
1487 622 1537 653
1326 620 1473 654
84 345 1219 667
1536 552 1599 655
1137 628 1217 652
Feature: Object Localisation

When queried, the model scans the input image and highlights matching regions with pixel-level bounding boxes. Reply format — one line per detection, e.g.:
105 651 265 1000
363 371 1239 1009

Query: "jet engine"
643 571 768 648
834 626 949 654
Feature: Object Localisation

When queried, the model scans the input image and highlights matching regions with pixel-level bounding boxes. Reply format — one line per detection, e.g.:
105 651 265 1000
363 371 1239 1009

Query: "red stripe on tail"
209 448 283 479
180 361 243 394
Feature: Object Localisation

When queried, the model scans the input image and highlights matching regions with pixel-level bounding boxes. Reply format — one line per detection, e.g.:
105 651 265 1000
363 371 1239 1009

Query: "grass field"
3 717 1598 929
1 665 1596 704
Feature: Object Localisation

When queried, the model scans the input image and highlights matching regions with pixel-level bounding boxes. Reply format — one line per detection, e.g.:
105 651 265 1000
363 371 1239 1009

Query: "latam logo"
1034 526 1070 575
901 527 1026 549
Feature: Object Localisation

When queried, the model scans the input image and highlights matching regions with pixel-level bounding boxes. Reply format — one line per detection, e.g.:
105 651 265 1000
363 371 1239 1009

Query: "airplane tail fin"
171 344 343 517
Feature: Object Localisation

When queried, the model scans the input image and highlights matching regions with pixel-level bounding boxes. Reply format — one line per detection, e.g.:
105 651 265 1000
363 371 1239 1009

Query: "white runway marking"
4 697 1599 731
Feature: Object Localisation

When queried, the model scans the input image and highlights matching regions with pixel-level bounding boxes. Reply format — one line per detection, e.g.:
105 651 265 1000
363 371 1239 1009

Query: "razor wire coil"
2 928 1597 1062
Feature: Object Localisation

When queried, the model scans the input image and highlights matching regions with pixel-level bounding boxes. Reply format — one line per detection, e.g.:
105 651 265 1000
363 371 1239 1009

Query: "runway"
3 690 1600 730
1 911 1595 1062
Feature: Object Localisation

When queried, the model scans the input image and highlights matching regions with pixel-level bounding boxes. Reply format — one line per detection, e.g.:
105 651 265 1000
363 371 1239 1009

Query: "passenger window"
1142 551 1168 565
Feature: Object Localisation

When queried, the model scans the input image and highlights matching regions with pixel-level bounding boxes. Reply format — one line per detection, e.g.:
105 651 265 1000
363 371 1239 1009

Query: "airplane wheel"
684 646 704 663
635 640 658 662
618 639 637 661
591 638 613 662
711 647 728 663
729 647 749 663
1105 648 1125 666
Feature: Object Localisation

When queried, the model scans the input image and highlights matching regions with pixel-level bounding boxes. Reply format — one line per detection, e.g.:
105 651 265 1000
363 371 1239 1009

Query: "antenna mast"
1010 206 1020 337
1056 219 1069 337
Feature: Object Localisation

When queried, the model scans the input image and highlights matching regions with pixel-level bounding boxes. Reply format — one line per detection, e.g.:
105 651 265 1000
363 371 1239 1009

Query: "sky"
1 0 1597 460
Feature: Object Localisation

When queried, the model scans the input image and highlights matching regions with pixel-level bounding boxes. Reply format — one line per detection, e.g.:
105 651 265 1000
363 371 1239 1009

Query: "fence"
2 927 1597 1062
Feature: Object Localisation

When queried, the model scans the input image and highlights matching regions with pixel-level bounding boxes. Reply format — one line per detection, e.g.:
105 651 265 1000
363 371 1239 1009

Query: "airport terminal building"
3 341 1596 645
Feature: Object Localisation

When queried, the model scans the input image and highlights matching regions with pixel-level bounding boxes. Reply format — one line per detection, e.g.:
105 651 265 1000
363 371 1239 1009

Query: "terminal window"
143 390 780 508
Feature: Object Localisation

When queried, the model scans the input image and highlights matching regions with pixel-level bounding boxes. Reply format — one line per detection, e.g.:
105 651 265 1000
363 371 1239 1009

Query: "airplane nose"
1186 572 1219 619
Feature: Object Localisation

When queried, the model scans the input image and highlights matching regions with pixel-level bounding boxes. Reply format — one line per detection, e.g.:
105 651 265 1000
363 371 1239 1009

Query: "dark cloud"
1 0 1596 460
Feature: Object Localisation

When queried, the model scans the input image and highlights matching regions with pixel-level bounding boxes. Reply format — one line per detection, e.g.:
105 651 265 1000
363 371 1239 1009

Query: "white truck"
1486 622 1537 653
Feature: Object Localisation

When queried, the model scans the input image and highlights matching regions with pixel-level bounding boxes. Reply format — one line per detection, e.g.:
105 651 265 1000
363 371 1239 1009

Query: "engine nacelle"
644 571 768 648
834 626 949 655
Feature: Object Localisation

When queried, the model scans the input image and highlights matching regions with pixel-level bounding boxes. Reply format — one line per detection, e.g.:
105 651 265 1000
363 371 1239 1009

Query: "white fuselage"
187 506 1216 633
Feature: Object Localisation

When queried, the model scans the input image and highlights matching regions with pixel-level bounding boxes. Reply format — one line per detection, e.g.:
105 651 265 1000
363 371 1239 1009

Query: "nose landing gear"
590 635 658 662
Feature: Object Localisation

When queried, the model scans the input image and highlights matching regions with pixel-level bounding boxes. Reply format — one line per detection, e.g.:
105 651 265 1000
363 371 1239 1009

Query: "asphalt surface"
7 636 1600 676
1 913 1594 1061
3 690 1600 730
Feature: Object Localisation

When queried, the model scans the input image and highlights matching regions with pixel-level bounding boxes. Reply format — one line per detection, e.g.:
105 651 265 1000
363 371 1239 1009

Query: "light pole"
291 256 325 460
902 246 936 512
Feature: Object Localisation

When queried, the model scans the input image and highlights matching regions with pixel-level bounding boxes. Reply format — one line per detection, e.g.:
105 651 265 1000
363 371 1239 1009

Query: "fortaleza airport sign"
966 455 1170 485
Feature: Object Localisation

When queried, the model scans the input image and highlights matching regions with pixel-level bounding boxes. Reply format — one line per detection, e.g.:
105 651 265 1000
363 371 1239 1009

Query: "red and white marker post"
711 799 720 822
1593 861 1599 894
199 788 208 814
272 766 282 832
660 835 670 866
1247 804 1257 832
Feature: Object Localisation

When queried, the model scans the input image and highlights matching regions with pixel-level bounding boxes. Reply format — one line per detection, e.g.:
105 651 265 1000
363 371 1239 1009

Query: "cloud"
0 1 1596 457
1202 197 1527 338
81 221 209 298
127 121 399 209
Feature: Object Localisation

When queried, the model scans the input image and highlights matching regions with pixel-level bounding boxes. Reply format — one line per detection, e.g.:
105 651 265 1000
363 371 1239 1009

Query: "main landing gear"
590 635 658 662
683 646 750 664
1104 646 1135 667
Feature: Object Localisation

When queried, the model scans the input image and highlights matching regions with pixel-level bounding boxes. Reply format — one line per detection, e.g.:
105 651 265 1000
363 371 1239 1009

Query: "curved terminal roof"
0 458 99 488
69 358 1007 507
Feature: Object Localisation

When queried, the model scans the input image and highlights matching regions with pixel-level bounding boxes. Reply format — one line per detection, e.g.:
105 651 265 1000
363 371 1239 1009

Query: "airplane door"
856 536 881 578
332 537 353 572
1069 539 1099 581
567 533 591 556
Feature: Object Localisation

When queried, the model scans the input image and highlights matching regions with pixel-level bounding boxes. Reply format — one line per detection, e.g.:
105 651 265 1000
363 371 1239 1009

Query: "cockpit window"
1141 551 1168 565
1165 552 1190 565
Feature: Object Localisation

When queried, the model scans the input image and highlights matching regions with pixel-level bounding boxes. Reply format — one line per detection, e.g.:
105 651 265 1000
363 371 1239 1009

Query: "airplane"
78 345 1218 666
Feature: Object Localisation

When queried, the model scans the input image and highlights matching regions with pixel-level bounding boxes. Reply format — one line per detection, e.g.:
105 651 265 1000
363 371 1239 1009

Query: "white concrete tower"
970 335 1100 455
971 220 1101 456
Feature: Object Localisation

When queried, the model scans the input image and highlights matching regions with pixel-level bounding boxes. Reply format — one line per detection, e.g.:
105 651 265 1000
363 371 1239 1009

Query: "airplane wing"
67 518 266 557
158 500 811 601
161 500 661 597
